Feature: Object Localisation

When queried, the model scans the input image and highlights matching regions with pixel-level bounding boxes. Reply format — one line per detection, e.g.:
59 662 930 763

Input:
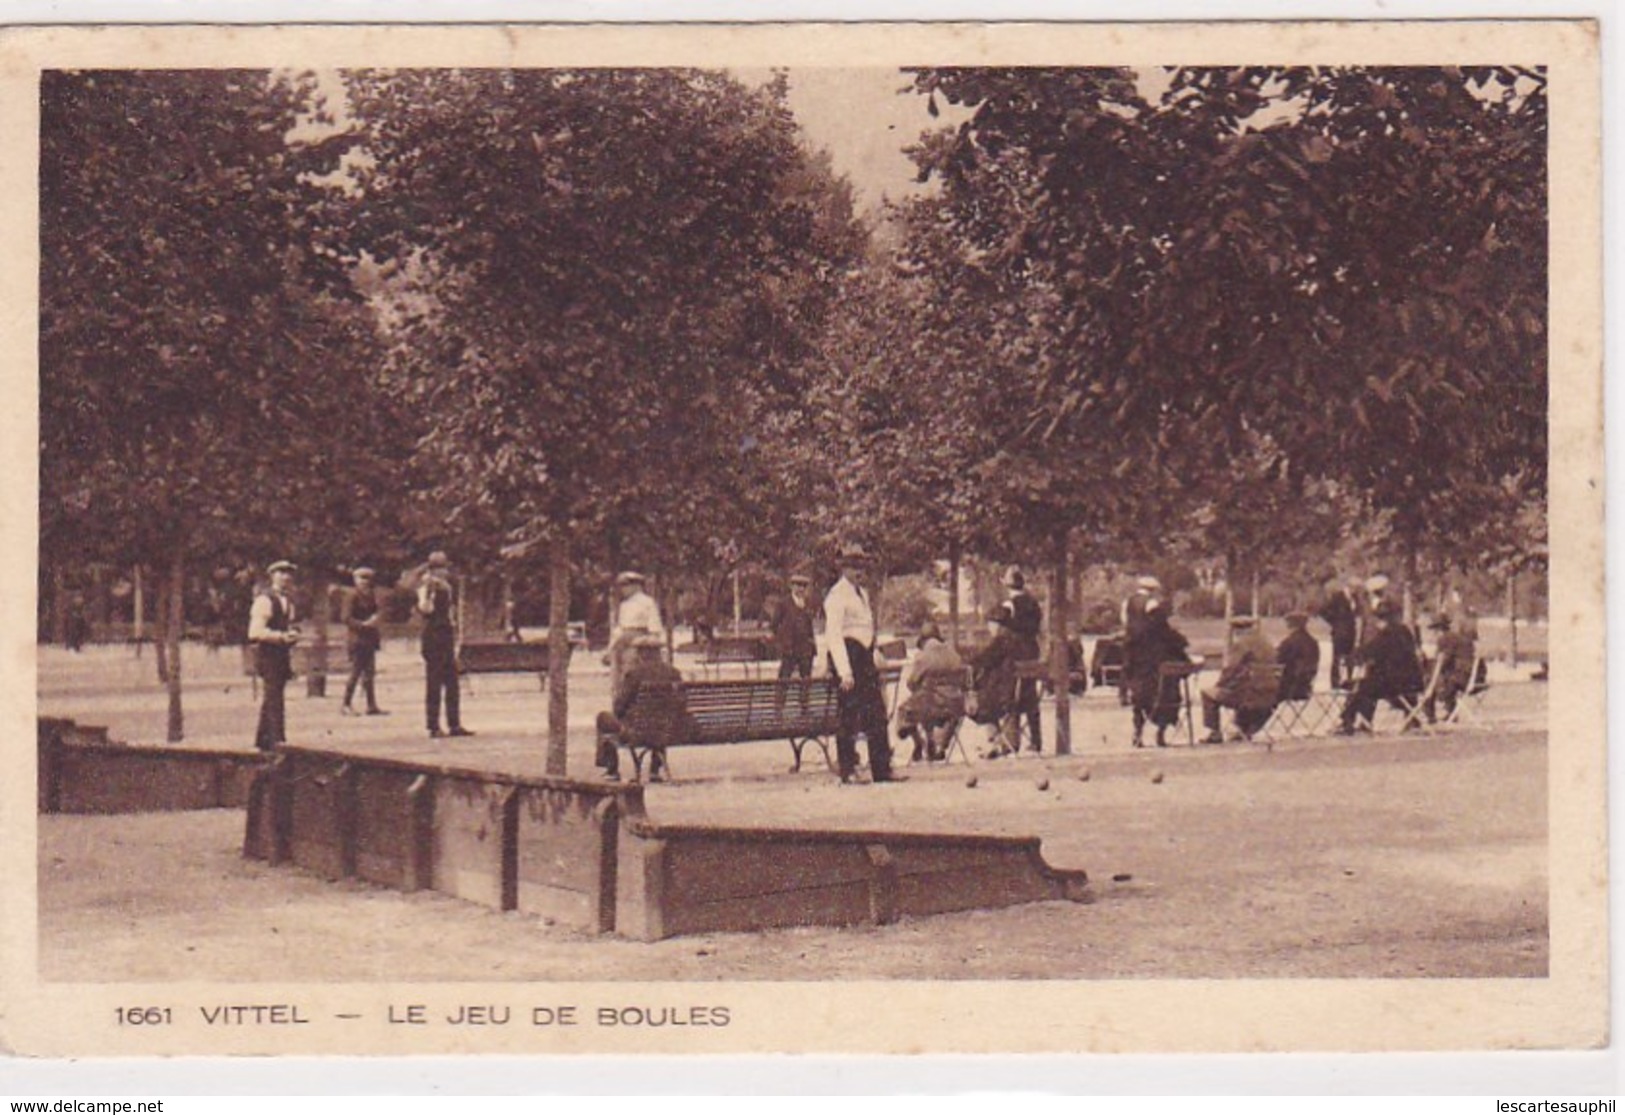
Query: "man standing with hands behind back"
341 566 386 717
822 543 899 785
249 560 300 752
419 551 473 740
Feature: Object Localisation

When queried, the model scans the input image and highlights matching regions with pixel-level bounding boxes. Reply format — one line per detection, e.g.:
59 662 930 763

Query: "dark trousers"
1341 683 1416 730
255 673 288 751
1329 639 1355 689
1016 677 1042 751
424 646 462 732
343 644 379 711
833 640 892 779
776 653 814 713
1202 694 1271 737
596 711 665 778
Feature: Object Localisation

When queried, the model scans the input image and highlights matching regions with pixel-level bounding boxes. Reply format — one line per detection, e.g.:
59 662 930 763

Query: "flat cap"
426 551 451 569
266 560 297 575
615 570 645 586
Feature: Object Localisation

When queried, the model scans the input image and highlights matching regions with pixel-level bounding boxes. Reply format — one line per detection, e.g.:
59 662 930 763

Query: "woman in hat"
1125 598 1190 748
968 605 1023 758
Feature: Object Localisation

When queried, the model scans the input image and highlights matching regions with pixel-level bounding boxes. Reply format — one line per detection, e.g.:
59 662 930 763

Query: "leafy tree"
340 68 865 771
41 69 406 740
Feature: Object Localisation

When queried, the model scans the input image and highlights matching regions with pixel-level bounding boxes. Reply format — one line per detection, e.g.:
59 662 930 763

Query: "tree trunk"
1250 568 1260 618
1507 574 1519 666
948 546 961 648
165 546 185 742
1051 532 1072 756
307 572 331 698
1402 539 1420 627
133 563 145 657
91 565 108 625
546 532 571 776
50 565 69 646
153 573 171 684
662 580 677 657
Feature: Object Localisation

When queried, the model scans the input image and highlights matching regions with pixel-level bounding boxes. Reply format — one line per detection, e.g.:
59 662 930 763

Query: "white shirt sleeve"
824 582 854 683
248 595 277 644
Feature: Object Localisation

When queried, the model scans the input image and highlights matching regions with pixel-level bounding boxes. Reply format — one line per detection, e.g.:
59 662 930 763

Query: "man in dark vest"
249 560 301 752
418 551 473 740
1003 565 1044 752
341 566 387 717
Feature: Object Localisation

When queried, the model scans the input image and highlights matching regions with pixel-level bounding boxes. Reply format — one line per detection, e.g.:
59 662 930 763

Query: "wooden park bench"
616 674 845 782
456 640 557 690
697 634 776 678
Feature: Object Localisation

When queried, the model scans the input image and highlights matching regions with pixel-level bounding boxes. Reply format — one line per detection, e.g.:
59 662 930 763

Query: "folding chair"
1155 660 1202 747
1437 655 1491 727
1398 655 1445 735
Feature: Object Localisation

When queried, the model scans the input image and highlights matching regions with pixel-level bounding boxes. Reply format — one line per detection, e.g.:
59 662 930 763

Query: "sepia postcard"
0 18 1604 1066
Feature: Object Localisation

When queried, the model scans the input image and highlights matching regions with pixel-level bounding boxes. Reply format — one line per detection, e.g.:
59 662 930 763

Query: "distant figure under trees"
1002 565 1043 753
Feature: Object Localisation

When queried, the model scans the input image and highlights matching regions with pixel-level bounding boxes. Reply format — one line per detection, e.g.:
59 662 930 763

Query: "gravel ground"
39 725 1546 982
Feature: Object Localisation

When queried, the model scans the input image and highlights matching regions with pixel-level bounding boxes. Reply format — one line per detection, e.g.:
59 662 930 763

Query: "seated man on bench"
597 635 693 783
1200 614 1278 743
896 622 966 763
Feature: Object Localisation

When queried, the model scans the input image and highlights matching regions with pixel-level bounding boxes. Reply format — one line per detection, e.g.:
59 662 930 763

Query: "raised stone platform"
39 721 1090 939
241 744 1087 939
38 717 265 814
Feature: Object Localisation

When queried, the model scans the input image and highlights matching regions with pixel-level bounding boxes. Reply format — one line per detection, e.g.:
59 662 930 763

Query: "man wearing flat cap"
773 572 818 692
340 566 386 717
609 570 665 704
1199 614 1278 743
596 634 688 783
822 543 899 783
1423 613 1479 724
418 551 472 739
249 560 300 751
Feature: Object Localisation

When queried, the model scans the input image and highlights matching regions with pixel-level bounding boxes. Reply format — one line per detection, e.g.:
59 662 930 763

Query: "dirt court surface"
39 723 1546 982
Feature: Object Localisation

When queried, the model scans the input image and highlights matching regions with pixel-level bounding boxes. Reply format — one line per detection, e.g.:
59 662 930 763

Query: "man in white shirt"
822 543 899 784
248 560 300 751
610 570 665 701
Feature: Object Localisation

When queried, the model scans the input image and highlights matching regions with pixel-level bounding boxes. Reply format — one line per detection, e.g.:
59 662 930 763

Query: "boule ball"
1077 768 1092 782
965 774 979 789
1036 778 1050 792
1150 770 1165 784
